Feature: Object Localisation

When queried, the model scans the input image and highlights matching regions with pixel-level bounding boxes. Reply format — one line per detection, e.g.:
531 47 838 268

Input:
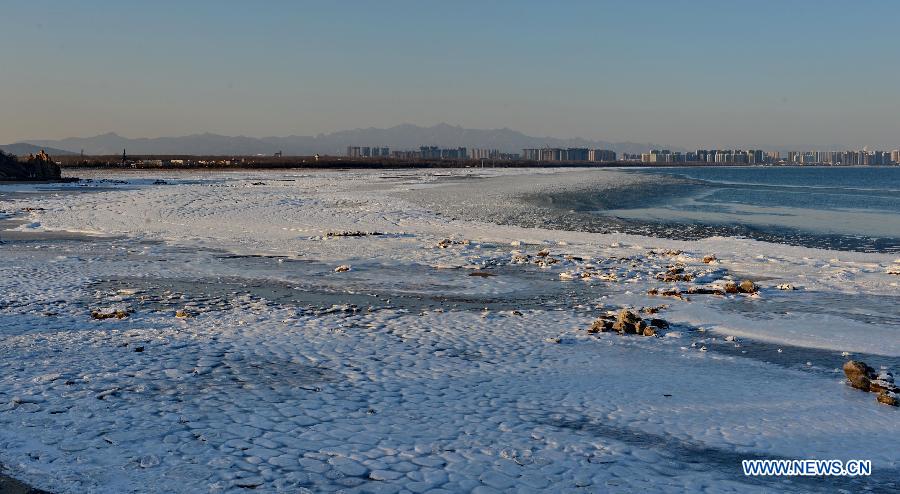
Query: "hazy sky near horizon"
2 0 899 149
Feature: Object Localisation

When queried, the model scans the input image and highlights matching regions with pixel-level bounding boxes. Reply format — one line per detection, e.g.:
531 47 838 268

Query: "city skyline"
7 122 900 158
3 1 900 149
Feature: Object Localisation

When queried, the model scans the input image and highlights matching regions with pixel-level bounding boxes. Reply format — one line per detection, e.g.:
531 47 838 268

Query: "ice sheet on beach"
1 168 898 493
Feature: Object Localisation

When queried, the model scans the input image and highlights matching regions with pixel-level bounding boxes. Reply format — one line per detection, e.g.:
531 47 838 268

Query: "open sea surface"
602 166 900 253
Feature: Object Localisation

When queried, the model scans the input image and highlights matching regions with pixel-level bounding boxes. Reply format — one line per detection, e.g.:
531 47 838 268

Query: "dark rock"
437 238 469 248
869 371 900 393
587 318 613 334
657 272 694 282
468 271 496 278
326 230 383 238
612 321 634 334
738 280 758 294
641 305 666 315
535 256 558 266
647 287 687 300
91 309 129 320
724 281 739 294
649 318 669 329
657 265 693 282
612 310 645 335
876 391 899 407
843 360 876 391
687 286 725 295
617 309 641 324
589 309 667 337
869 378 899 394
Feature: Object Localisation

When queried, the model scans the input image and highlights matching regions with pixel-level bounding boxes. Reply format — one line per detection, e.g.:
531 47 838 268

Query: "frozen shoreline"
1 168 898 493
401 166 900 253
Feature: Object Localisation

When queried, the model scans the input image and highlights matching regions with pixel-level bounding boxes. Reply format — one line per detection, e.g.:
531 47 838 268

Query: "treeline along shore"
0 150 64 181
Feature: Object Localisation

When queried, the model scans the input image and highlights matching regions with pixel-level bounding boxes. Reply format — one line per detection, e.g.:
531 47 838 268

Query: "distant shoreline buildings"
634 148 899 165
347 146 519 161
347 146 616 162
345 146 390 158
344 145 900 165
521 148 616 162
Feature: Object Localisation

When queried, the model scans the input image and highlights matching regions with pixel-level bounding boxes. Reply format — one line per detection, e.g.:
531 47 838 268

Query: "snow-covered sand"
1 168 898 493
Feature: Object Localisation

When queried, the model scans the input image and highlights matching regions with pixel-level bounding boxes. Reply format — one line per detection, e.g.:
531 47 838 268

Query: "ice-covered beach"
1 168 898 493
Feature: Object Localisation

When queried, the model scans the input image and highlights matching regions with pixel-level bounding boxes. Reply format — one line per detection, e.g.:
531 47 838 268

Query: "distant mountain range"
7 124 679 156
0 142 76 156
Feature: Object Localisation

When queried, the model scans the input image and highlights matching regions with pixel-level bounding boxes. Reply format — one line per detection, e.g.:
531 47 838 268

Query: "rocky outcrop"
843 360 875 391
436 238 470 249
587 309 668 337
738 280 758 294
656 265 694 282
843 360 899 407
325 231 384 238
0 150 62 181
91 309 129 320
647 288 686 300
724 280 758 294
876 391 899 407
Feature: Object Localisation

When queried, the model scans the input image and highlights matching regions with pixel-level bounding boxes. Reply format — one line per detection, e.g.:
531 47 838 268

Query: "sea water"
606 166 900 253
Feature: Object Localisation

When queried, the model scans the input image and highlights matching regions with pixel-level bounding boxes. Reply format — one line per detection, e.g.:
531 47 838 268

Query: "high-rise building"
470 148 511 160
566 148 589 161
540 148 564 161
439 147 467 159
420 146 441 159
748 149 764 164
347 146 390 157
589 149 616 162
522 147 614 162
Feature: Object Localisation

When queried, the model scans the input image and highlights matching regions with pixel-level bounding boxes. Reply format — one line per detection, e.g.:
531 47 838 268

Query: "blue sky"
2 0 899 149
